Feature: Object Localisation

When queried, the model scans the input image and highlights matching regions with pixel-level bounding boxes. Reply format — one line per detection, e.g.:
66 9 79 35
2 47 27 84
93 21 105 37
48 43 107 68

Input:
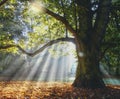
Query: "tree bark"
72 42 105 88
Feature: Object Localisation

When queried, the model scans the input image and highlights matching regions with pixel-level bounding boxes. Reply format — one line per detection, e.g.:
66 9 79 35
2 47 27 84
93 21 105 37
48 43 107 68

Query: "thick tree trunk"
72 42 105 89
72 0 111 89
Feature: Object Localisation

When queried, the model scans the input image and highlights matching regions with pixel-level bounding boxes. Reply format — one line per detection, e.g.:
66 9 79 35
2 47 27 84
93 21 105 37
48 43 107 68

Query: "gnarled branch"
0 37 75 56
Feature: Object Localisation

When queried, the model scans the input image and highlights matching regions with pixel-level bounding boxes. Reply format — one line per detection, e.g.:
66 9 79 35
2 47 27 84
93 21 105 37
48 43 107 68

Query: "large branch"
40 5 82 50
0 37 75 57
40 6 77 37
93 0 112 43
0 0 8 6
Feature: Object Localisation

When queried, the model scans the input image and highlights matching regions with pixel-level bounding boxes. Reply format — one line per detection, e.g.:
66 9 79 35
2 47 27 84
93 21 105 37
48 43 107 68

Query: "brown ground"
0 81 119 99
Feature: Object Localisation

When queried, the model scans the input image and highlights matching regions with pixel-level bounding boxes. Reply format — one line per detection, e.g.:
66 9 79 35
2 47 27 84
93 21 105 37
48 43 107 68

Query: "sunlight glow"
37 53 52 81
1 55 25 80
25 54 44 80
30 1 45 13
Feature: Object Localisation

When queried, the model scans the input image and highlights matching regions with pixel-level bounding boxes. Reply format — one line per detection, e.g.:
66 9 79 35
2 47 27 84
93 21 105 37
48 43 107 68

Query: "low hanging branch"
0 44 33 56
0 37 75 57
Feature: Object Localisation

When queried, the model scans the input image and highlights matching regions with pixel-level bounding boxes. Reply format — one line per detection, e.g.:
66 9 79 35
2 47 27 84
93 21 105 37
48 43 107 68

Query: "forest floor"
0 81 119 99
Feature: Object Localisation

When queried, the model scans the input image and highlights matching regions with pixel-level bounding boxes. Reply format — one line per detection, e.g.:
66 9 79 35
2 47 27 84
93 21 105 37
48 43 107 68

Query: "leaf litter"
0 81 119 99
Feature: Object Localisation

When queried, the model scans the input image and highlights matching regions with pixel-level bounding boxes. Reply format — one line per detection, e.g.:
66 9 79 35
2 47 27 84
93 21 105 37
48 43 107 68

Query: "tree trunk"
72 0 111 89
72 41 105 89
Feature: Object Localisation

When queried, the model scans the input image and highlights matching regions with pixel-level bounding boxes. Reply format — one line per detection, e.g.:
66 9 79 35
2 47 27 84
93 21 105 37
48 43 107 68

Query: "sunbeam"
30 1 45 13
100 64 120 85
25 55 43 80
0 55 25 81
11 48 48 81
25 49 48 80
55 56 67 82
37 52 52 81
46 57 58 81
0 42 77 82
41 44 67 82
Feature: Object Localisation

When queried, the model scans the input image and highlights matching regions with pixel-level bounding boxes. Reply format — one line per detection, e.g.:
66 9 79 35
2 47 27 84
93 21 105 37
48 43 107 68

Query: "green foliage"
0 0 67 54
43 0 78 30
101 0 120 76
